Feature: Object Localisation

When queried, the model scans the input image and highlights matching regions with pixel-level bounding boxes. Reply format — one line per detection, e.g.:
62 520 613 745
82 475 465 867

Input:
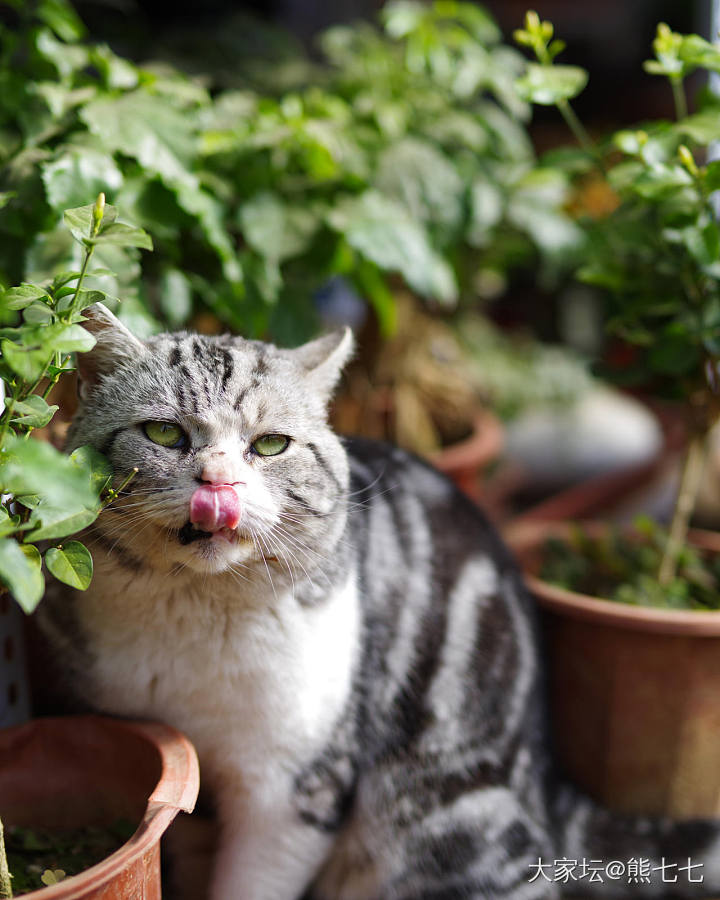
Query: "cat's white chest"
77 567 361 793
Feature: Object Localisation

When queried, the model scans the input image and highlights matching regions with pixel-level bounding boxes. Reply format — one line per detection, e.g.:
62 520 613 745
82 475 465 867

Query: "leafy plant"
541 518 720 610
515 12 720 592
0 0 582 346
0 194 151 613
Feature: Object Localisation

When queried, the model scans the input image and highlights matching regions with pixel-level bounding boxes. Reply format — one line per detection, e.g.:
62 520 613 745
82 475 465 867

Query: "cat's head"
68 304 354 577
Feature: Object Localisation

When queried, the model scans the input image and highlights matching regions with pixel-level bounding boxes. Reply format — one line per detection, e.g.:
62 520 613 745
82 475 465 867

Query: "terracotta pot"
505 520 720 819
0 715 199 898
430 409 504 504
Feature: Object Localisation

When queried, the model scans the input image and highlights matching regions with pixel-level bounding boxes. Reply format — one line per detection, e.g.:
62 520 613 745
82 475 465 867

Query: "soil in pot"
6 821 136 895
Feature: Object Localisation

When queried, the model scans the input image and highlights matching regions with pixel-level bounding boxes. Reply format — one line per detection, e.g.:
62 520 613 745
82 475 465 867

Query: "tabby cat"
40 304 720 899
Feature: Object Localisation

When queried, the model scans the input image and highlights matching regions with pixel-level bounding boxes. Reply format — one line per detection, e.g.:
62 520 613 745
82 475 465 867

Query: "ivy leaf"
42 147 123 212
327 191 457 304
45 541 93 590
8 395 59 428
515 63 588 105
0 540 44 613
239 193 319 263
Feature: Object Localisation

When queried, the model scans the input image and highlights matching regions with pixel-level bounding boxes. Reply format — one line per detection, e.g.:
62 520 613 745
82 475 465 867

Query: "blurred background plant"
0 0 582 343
513 11 720 596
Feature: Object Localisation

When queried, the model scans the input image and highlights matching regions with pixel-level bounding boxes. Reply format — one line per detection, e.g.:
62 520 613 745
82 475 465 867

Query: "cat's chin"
180 526 259 574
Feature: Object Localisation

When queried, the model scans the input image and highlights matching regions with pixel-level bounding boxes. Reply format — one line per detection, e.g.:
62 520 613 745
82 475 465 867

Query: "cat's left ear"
76 303 146 401
293 327 354 403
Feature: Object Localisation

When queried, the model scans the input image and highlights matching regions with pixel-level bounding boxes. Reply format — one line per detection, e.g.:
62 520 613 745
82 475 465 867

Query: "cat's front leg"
210 791 335 900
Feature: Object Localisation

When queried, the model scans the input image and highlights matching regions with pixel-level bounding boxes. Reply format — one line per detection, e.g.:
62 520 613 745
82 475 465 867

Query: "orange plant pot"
505 520 720 820
0 715 199 898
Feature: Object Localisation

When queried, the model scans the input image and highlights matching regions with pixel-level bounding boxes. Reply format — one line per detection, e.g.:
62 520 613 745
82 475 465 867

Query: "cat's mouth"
178 521 243 546
178 521 213 545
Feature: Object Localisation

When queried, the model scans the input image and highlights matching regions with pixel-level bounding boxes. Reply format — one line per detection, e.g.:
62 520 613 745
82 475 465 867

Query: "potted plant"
0 716 198 898
0 196 200 896
505 12 720 818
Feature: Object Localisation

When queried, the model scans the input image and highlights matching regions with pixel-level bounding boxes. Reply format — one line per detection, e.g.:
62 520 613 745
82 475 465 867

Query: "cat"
38 302 720 900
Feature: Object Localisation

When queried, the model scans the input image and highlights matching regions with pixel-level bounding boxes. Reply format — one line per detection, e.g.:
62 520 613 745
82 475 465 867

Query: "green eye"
143 421 187 448
252 434 290 457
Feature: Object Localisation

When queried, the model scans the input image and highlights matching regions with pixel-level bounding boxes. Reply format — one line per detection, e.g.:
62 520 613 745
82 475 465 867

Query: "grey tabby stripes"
49 321 720 899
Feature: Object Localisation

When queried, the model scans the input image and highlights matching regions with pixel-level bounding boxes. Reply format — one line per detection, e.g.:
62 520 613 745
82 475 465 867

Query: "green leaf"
80 93 196 180
683 222 720 266
70 445 113 493
2 285 50 311
8 396 58 428
0 540 44 613
374 138 464 232
158 269 192 326
48 324 97 353
42 148 123 212
515 63 588 105
37 0 86 41
92 222 153 251
704 160 720 193
23 302 54 324
1 340 49 381
327 191 457 304
26 506 98 542
0 507 24 539
468 179 504 247
63 203 117 244
0 436 98 511
239 193 319 263
45 541 93 590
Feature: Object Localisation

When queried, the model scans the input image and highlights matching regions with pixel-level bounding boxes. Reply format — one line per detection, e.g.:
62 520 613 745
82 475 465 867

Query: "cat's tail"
551 782 720 898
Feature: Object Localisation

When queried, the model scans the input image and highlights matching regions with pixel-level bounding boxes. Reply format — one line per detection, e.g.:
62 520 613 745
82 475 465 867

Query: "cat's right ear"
76 303 145 401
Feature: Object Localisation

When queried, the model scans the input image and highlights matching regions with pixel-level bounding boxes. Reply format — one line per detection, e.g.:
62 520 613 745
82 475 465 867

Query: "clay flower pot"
0 715 199 898
430 409 504 504
505 520 720 820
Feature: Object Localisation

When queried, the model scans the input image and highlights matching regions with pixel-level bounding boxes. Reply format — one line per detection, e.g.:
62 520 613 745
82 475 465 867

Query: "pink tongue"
190 484 241 532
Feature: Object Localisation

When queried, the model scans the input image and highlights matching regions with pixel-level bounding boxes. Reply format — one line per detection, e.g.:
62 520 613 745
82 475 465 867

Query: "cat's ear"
292 327 354 403
76 303 145 400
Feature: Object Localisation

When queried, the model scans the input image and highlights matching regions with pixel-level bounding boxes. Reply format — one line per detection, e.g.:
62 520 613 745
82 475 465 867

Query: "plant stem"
101 467 138 508
671 76 688 120
0 397 16 450
0 816 13 899
556 98 595 157
658 432 707 585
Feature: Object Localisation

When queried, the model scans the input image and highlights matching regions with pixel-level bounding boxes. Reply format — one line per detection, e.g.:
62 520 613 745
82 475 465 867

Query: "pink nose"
190 484 241 532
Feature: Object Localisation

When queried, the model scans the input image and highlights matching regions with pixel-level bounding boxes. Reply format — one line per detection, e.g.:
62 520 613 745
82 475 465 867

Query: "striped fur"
39 306 720 899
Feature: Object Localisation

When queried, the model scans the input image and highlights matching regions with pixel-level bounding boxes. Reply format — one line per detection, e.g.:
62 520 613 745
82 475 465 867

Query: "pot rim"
430 408 504 472
12 715 199 899
505 520 720 636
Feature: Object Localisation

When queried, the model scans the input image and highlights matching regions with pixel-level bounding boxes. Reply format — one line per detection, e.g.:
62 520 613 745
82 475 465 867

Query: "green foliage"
0 0 580 345
541 519 720 610
516 14 720 591
0 194 151 612
516 15 720 412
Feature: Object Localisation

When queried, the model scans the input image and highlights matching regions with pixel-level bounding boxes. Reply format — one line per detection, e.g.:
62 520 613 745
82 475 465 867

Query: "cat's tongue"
189 484 241 532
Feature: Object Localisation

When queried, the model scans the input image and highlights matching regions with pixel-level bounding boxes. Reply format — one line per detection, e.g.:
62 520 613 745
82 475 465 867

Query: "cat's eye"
143 421 187 448
252 434 290 457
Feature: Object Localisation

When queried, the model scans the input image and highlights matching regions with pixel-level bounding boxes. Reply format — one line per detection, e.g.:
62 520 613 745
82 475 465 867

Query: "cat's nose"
199 452 244 487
